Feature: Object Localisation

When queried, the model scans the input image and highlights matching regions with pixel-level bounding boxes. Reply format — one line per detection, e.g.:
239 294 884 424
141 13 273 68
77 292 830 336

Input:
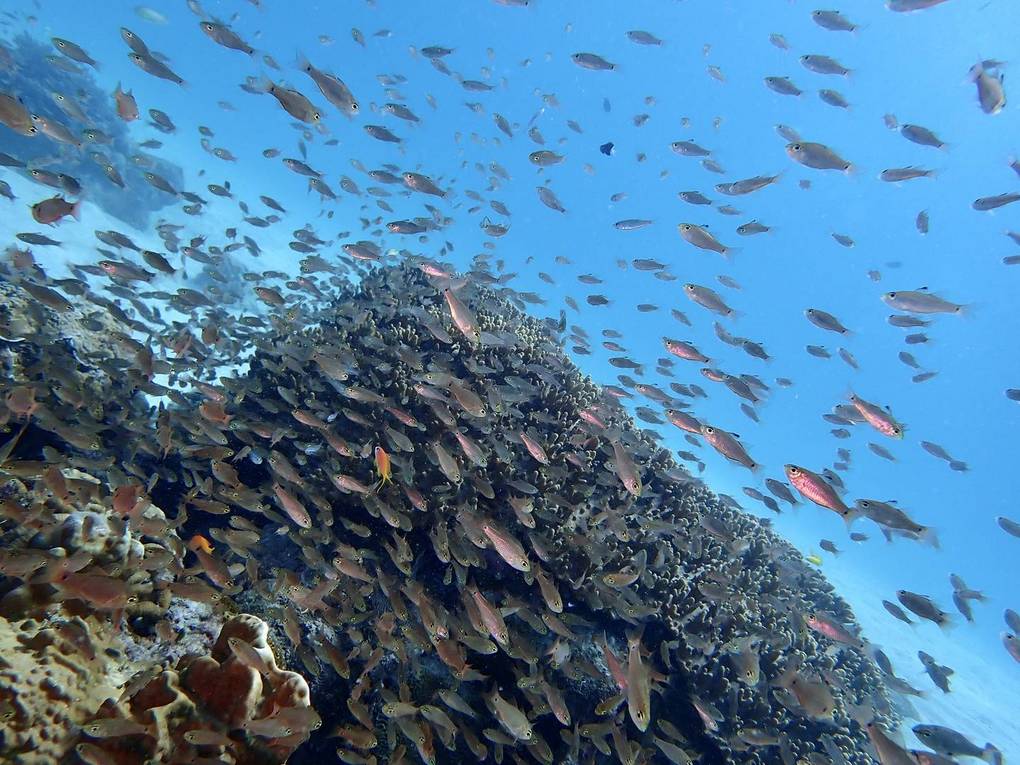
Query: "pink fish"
849 393 905 439
443 288 480 344
806 612 866 649
519 431 550 464
663 338 710 362
702 426 758 471
272 484 312 528
481 519 531 572
785 464 858 524
611 440 643 497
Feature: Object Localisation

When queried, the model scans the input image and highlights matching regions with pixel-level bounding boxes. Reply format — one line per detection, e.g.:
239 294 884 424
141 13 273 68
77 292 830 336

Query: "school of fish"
0 1 1016 765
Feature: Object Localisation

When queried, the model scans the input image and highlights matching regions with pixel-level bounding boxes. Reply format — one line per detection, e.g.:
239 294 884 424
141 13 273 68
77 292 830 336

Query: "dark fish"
128 52 184 85
52 37 98 68
627 30 663 45
199 21 254 54
365 125 401 143
973 193 1020 211
572 52 615 71
17 233 62 246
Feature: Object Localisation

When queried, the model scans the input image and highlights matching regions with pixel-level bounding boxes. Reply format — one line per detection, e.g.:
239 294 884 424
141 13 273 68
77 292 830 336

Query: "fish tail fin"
918 525 940 549
625 625 645 648
771 662 798 690
982 744 1002 765
70 199 82 221
841 506 861 528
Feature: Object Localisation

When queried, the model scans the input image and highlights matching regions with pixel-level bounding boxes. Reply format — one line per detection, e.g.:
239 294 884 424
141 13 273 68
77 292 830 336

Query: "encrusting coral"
0 614 120 764
69 614 317 765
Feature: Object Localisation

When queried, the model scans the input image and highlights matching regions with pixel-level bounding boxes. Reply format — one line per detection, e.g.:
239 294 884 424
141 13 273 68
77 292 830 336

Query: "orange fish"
374 445 392 488
187 533 215 554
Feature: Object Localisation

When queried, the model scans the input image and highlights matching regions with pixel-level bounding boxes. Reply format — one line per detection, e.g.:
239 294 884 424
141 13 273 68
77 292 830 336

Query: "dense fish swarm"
0 263 889 763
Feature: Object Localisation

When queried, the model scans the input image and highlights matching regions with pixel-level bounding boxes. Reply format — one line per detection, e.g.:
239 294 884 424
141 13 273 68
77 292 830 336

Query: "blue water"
2 0 1019 759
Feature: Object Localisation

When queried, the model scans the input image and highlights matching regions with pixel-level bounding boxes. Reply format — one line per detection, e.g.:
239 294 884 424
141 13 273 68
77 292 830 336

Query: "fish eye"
57 41 66 47
351 103 359 111
791 143 801 150
887 292 896 298
202 22 213 30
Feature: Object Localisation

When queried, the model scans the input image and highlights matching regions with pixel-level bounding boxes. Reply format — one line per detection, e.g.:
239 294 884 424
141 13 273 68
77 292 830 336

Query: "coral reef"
0 261 890 765
182 264 891 765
